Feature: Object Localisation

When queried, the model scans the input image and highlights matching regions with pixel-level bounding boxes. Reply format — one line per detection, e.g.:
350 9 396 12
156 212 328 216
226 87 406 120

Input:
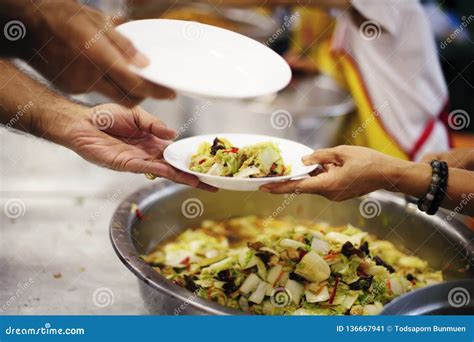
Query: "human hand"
421 148 474 171
65 103 215 191
17 0 174 106
260 145 429 201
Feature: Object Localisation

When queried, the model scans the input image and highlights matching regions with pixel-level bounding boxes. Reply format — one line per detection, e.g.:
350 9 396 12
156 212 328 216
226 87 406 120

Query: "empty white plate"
116 19 292 99
164 134 317 191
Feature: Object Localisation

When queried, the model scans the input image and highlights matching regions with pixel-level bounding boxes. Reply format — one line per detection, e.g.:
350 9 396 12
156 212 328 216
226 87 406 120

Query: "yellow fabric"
290 8 334 56
290 9 409 160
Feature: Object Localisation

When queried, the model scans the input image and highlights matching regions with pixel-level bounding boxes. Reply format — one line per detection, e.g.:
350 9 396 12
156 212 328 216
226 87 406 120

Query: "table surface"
0 128 155 315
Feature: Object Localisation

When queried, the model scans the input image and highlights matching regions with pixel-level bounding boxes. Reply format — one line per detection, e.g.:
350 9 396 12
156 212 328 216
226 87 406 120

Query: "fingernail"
302 155 310 165
132 52 149 68
168 129 178 139
198 183 218 192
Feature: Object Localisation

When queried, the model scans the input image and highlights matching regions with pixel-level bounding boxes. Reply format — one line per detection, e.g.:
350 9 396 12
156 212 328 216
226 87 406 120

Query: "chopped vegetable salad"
189 137 290 178
142 216 442 315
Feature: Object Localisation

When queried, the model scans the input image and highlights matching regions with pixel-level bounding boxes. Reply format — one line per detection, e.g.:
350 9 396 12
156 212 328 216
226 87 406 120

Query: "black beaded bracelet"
427 160 449 215
417 160 449 215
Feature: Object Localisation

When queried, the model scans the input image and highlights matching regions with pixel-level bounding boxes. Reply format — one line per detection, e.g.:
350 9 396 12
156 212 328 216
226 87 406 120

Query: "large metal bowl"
110 182 474 315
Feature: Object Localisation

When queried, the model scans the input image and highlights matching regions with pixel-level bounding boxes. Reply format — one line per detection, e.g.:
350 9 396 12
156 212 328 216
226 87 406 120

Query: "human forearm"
263 146 474 216
385 160 474 215
422 148 474 171
0 60 87 146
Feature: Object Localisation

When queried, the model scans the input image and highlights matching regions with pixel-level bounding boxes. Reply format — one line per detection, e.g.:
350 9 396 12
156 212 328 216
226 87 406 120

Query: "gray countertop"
0 128 159 315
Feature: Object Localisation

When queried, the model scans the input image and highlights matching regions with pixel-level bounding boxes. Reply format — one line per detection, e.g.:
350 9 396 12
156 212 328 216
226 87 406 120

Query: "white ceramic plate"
164 134 317 191
116 19 292 99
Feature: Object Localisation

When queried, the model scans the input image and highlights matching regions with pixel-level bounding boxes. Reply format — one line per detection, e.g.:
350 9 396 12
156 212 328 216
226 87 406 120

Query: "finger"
125 159 200 187
106 68 176 101
302 148 341 166
196 182 219 192
309 164 326 177
94 79 144 107
146 162 217 192
133 107 177 140
107 29 149 67
142 79 176 100
260 179 302 194
88 38 175 101
260 176 326 195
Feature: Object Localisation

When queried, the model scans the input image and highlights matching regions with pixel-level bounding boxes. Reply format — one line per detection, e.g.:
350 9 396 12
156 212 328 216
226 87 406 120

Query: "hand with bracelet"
260 145 474 216
0 60 215 192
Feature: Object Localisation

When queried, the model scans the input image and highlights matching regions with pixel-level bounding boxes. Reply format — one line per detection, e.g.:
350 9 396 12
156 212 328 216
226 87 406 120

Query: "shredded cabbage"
143 216 442 315
189 137 290 177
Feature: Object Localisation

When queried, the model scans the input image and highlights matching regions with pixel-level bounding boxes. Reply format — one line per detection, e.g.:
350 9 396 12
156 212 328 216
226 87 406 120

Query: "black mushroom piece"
217 269 234 282
406 273 416 281
256 251 273 265
222 282 238 295
183 275 199 292
373 256 396 273
360 241 370 256
289 272 306 282
349 275 374 291
341 241 366 258
210 138 225 155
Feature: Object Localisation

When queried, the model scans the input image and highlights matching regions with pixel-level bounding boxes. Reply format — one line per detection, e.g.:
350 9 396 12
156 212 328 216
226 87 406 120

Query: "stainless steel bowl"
110 182 474 315
381 279 474 315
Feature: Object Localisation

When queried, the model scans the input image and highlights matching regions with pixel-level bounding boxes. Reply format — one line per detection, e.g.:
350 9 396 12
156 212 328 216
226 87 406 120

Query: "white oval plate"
116 19 292 99
164 134 317 191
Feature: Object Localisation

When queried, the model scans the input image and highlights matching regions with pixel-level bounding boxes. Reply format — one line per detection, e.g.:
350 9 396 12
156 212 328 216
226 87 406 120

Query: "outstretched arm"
0 60 214 191
261 145 474 215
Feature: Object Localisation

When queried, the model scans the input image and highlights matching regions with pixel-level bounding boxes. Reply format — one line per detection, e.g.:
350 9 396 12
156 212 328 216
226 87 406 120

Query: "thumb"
302 148 341 166
134 107 177 140
107 29 149 68
260 175 327 195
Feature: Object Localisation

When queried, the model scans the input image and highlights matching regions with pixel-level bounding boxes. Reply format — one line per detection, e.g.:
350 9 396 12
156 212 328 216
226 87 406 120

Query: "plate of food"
163 134 317 191
116 19 292 98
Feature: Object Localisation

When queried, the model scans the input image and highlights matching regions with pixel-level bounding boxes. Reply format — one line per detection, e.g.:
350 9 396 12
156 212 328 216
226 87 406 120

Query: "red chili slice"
179 256 190 265
223 147 239 153
328 276 340 304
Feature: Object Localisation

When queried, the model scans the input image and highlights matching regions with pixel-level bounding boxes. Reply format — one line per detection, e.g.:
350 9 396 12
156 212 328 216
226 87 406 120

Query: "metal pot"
110 181 474 315
381 279 474 315
183 75 354 149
